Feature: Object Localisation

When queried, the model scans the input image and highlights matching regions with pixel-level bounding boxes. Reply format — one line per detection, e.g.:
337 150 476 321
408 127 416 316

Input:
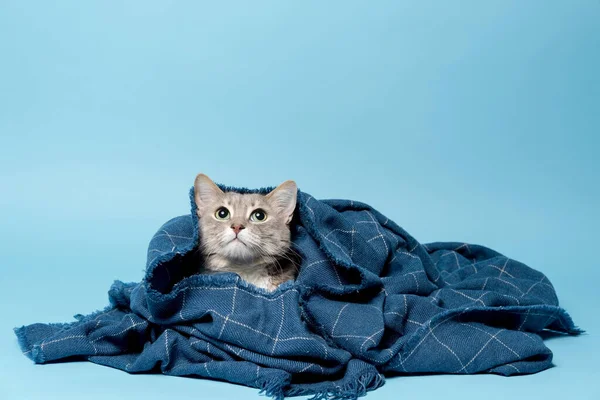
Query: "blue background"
1 1 598 399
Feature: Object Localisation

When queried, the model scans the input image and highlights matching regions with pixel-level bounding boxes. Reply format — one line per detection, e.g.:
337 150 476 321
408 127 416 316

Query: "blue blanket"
15 187 580 399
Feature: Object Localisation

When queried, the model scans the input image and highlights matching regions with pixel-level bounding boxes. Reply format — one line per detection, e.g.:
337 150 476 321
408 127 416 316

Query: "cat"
193 174 299 291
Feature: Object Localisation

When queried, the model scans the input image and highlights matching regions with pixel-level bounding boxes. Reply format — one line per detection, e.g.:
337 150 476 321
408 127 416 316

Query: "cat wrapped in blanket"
193 174 299 291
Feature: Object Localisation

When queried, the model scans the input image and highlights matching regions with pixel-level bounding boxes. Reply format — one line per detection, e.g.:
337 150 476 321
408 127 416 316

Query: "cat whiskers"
253 243 299 276
243 237 285 275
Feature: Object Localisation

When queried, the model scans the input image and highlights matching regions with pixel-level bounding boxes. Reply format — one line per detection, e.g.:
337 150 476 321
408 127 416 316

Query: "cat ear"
194 174 224 212
266 180 297 224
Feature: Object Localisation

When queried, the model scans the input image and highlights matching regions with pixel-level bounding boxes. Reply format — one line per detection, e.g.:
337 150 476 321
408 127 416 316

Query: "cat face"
194 174 297 265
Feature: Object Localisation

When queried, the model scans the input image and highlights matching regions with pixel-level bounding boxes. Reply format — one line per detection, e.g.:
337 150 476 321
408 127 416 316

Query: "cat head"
194 174 297 265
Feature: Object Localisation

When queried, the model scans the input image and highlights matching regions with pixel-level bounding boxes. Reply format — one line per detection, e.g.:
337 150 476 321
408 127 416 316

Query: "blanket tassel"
285 371 385 400
257 377 286 400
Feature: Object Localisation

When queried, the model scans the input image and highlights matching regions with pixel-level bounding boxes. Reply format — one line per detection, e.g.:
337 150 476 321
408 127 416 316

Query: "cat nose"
231 224 245 235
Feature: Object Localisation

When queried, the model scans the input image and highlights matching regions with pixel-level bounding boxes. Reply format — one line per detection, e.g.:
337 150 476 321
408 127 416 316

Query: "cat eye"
215 207 230 221
250 209 267 223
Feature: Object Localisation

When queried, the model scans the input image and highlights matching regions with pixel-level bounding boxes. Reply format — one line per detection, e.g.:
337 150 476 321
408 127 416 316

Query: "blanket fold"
14 187 581 399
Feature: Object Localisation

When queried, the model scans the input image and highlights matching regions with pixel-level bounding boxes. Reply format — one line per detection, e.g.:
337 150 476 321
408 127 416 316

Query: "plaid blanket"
15 187 580 399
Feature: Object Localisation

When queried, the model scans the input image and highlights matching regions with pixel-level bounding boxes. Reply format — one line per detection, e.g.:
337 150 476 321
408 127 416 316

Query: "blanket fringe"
285 371 385 400
257 377 286 400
